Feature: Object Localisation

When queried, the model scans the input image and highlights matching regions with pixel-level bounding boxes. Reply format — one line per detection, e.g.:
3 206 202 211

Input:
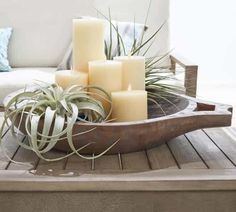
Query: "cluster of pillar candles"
55 18 148 122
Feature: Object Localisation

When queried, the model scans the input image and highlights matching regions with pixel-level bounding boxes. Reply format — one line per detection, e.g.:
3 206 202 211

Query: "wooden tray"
4 91 233 155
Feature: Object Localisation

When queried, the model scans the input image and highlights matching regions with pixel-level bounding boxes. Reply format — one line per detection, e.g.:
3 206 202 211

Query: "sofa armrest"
0 106 4 112
170 53 198 97
0 106 4 113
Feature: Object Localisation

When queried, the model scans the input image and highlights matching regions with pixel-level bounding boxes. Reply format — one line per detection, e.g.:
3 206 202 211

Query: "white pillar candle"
111 89 148 122
55 70 88 89
114 56 146 90
89 60 122 113
73 18 106 72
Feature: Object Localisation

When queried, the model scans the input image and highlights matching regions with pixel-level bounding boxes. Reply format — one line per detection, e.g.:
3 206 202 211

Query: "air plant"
98 2 185 109
0 84 119 162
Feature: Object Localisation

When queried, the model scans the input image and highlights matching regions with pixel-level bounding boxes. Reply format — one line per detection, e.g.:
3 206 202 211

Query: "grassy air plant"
97 2 185 112
0 84 119 162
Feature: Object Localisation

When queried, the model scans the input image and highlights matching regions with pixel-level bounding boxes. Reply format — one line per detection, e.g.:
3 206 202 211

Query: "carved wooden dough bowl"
5 92 233 155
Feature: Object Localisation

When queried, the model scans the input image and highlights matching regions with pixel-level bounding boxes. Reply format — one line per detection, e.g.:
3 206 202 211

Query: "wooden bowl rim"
4 89 232 128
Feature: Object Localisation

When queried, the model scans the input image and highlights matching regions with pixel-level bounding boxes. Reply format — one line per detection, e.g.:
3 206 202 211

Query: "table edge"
0 169 236 192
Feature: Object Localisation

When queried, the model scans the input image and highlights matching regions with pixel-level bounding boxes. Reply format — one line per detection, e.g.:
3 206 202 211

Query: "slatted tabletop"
0 112 236 192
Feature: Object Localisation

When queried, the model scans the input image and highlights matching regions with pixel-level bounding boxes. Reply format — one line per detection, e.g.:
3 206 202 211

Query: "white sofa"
0 0 170 105
0 68 55 103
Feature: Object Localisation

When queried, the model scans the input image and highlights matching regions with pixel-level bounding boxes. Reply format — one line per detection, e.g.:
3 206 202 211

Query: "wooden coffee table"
0 113 236 212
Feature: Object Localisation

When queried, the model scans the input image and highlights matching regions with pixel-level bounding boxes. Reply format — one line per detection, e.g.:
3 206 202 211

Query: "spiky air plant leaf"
0 84 119 162
98 5 185 108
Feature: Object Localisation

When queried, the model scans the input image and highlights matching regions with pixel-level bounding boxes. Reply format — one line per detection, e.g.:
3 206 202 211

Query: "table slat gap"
7 145 39 171
167 135 207 169
118 153 123 170
146 144 178 170
0 126 10 139
33 157 40 170
6 136 38 171
144 149 152 170
203 128 236 167
0 130 24 170
62 153 69 170
5 145 21 170
184 134 210 169
165 142 181 169
203 129 236 167
0 115 10 138
91 154 95 170
186 130 235 169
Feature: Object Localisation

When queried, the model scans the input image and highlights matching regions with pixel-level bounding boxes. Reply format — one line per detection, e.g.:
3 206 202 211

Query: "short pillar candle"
55 70 88 89
111 90 148 122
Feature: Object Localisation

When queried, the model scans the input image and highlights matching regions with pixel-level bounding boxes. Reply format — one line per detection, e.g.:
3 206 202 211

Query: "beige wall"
0 0 169 67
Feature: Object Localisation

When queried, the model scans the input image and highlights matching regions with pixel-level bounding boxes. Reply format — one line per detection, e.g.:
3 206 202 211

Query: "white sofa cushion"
0 0 169 67
0 68 55 105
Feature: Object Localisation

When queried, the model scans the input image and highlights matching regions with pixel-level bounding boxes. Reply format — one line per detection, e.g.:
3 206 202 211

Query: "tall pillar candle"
89 60 122 114
73 18 106 72
111 90 148 122
55 70 88 89
114 56 145 90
